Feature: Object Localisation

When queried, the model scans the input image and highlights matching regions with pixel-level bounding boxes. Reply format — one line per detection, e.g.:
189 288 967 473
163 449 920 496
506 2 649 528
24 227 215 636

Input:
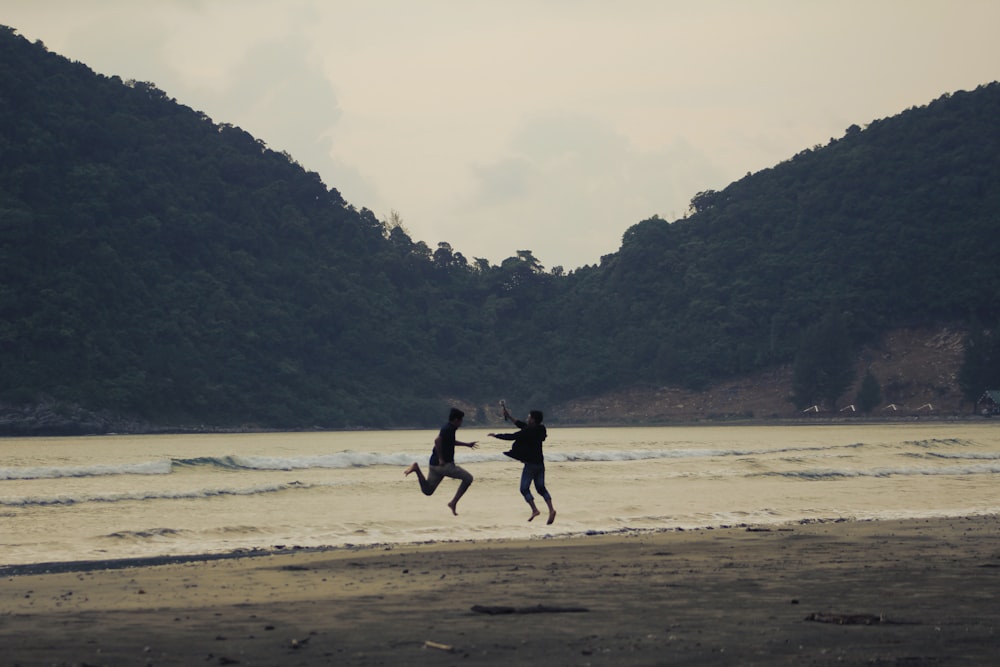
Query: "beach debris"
804 612 886 625
471 604 589 615
423 640 454 652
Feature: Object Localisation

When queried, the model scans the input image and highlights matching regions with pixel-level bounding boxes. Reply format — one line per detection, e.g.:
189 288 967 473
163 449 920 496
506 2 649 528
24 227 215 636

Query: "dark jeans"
520 462 551 503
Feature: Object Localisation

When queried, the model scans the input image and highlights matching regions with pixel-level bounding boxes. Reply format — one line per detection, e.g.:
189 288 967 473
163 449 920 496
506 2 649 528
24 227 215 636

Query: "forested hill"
1 26 473 429
569 82 1000 399
2 26 999 433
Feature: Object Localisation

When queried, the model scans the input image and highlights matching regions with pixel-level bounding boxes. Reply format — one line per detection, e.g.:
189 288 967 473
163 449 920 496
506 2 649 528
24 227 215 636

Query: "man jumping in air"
489 404 556 525
405 407 478 515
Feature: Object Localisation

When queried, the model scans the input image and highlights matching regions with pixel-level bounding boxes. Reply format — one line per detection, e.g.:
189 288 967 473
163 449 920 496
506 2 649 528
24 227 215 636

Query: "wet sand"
2 515 998 666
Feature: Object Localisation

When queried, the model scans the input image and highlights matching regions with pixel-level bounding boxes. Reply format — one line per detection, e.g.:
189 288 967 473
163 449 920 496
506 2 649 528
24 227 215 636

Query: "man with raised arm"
489 404 556 525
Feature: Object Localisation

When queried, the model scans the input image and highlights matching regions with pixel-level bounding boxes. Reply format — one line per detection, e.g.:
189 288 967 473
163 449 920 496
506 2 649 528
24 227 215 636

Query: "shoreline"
2 410 992 438
0 511 980 577
3 514 998 665
2 509 995 577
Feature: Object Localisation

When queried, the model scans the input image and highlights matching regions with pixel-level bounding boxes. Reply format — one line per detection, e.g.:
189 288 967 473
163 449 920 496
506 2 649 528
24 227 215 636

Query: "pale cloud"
5 0 1000 269
454 113 720 268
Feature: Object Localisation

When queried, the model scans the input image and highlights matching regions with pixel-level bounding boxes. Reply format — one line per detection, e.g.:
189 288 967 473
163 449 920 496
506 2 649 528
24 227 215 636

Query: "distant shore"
3 514 998 666
1 407 991 437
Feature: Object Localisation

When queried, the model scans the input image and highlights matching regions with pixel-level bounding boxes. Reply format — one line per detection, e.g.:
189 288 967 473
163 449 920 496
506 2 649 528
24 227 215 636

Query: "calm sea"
2 422 998 567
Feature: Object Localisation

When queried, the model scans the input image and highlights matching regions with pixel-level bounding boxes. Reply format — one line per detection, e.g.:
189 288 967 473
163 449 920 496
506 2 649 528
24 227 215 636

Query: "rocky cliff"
553 326 972 423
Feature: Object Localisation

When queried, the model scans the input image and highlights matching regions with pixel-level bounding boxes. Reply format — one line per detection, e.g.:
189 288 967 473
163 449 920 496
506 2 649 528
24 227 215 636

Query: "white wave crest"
0 482 314 507
0 460 173 480
221 443 860 470
776 462 1000 480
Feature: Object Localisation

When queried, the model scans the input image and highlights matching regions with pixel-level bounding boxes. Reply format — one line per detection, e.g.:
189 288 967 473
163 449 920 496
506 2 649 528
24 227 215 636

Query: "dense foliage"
958 324 1000 403
568 86 1000 397
1 27 998 429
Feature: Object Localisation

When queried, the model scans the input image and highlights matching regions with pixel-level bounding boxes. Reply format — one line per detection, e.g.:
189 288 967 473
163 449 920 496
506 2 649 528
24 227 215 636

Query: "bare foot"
447 501 458 516
528 509 541 522
547 510 556 525
404 462 418 476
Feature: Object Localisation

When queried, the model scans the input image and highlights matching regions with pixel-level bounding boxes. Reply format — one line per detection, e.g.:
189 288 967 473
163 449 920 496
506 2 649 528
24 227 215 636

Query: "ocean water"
1 422 998 567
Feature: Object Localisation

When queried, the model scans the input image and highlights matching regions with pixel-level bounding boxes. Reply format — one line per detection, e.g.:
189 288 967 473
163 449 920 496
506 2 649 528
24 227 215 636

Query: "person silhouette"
405 407 478 515
489 405 556 524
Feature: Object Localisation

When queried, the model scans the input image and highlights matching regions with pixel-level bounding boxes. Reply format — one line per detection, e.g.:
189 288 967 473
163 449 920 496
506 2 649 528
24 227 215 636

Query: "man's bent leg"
410 464 444 496
444 464 473 515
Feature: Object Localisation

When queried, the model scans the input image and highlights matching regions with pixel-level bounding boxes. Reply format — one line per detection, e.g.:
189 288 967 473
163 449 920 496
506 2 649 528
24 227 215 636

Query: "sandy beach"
2 515 998 666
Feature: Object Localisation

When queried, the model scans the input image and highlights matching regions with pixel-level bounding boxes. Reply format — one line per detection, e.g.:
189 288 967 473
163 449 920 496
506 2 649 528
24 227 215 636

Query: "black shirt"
430 421 458 465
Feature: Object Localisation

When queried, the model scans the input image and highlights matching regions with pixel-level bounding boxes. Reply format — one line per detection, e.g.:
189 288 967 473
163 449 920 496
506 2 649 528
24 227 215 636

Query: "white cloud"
451 113 721 268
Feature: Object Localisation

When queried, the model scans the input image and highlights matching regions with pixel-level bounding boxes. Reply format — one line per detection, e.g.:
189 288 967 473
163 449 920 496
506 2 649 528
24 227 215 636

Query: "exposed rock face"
553 327 972 423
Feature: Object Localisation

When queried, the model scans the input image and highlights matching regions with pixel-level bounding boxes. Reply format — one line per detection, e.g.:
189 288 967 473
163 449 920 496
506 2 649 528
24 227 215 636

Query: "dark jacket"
494 419 547 464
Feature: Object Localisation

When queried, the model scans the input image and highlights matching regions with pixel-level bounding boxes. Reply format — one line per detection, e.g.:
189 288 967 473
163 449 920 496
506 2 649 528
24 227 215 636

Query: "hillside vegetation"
1 26 998 432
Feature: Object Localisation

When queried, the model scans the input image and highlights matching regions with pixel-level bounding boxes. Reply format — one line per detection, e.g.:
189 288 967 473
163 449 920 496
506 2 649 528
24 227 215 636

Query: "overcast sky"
6 1 1000 270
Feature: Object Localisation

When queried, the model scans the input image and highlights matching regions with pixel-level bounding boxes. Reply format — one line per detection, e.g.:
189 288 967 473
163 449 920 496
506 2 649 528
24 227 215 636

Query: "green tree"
855 369 883 413
791 314 856 410
958 326 1000 404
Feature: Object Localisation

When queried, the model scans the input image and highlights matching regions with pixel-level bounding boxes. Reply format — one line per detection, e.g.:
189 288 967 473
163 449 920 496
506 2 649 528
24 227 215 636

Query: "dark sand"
2 515 998 666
